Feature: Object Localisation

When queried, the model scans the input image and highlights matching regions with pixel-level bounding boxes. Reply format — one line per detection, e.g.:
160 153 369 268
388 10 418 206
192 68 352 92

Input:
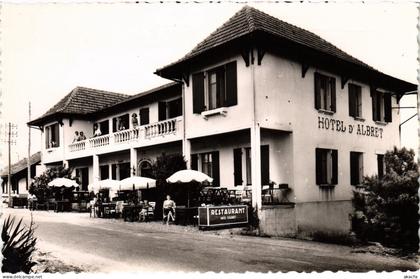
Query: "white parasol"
48 178 78 188
119 176 156 191
88 179 120 193
166 170 213 207
166 170 213 184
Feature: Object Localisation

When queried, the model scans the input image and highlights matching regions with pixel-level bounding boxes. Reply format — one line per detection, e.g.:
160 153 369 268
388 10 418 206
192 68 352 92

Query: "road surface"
2 208 418 273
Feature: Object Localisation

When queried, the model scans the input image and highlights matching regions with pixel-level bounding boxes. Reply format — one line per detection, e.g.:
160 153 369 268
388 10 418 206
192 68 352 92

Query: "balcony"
66 117 182 159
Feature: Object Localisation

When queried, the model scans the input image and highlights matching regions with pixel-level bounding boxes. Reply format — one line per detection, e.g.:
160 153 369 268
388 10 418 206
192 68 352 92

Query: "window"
314 73 336 112
245 148 252 185
159 98 182 121
233 148 243 186
349 83 362 118
350 152 364 186
315 148 338 186
140 107 150 125
192 61 237 113
112 114 129 132
94 120 109 136
377 154 385 179
75 168 89 191
45 123 60 149
371 89 392 123
100 165 109 180
191 151 220 186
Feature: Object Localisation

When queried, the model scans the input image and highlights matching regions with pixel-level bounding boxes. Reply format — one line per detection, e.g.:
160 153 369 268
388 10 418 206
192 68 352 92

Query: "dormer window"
192 61 237 113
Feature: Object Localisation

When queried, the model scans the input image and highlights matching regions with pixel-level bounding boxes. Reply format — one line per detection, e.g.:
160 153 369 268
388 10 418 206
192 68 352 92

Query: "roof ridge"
244 5 256 32
58 87 78 113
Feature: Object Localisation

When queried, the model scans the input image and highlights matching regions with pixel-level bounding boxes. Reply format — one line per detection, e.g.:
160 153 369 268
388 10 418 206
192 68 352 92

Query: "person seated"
132 113 139 129
162 195 176 224
139 200 148 222
93 124 102 137
73 131 80 143
79 131 87 140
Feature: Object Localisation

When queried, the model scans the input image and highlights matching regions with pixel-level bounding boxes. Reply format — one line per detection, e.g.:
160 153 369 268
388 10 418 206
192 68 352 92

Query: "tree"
29 166 74 201
351 147 419 253
152 153 187 218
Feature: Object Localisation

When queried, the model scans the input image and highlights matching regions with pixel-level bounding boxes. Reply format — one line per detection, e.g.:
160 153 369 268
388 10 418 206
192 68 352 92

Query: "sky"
0 2 418 167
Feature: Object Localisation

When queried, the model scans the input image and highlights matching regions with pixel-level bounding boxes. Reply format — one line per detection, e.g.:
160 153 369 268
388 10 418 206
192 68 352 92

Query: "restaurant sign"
198 205 248 227
318 116 384 138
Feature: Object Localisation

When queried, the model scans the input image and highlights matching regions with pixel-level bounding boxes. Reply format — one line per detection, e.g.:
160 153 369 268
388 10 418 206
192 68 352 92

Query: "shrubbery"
29 166 74 201
351 147 419 253
2 215 37 273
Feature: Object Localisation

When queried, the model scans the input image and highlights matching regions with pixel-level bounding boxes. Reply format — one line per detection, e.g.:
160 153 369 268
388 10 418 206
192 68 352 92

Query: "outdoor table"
99 203 117 218
175 207 198 226
55 201 72 212
122 205 142 222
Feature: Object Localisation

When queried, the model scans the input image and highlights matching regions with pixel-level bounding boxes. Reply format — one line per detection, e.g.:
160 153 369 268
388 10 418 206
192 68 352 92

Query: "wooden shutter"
158 102 167 121
331 149 338 185
261 145 270 185
330 77 336 112
192 72 205 113
371 88 379 121
211 151 220 187
350 152 358 185
225 61 237 107
314 72 321 109
315 148 322 185
216 67 226 107
140 108 150 125
377 154 384 179
384 94 392 122
191 154 198 171
233 148 243 186
348 84 356 117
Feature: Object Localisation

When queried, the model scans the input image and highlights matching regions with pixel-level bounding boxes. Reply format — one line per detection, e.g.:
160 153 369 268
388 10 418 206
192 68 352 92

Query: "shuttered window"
192 61 237 113
371 89 392 123
193 151 220 187
140 108 150 125
349 84 362 118
314 73 336 112
350 152 363 186
233 148 243 186
261 145 270 185
45 123 60 148
316 148 338 186
377 154 385 179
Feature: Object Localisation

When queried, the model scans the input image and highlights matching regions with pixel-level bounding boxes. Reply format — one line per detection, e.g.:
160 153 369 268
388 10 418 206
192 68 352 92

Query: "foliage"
351 147 419 252
2 215 37 273
152 153 187 217
29 166 74 201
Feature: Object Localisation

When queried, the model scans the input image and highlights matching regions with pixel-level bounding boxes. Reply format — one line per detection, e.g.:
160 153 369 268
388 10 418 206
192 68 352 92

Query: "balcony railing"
145 118 177 139
68 117 181 153
69 141 86 152
89 134 110 148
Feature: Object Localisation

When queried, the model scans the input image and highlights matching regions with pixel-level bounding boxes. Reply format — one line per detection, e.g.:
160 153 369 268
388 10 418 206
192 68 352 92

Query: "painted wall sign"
318 116 383 138
198 205 248 227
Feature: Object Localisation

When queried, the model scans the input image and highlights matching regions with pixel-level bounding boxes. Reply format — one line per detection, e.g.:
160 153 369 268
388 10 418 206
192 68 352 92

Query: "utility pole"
1 122 17 205
27 102 31 190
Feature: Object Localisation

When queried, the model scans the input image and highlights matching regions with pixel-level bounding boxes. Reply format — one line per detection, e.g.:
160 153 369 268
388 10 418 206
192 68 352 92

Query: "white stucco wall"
185 55 253 139
254 53 400 203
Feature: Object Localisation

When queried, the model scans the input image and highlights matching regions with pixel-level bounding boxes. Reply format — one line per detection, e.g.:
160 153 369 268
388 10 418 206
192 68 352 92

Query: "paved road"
3 208 418 272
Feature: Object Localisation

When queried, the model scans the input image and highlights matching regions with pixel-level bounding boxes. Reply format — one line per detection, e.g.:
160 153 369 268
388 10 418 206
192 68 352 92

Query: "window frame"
348 83 363 119
350 151 364 186
315 72 336 113
45 123 60 149
315 148 338 186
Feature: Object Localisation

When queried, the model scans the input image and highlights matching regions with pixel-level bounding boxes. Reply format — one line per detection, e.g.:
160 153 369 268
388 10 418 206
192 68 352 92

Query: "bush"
351 147 419 252
2 215 37 273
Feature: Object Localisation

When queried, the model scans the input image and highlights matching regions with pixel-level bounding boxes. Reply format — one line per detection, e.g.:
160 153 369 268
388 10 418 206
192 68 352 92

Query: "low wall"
259 204 297 237
295 200 353 239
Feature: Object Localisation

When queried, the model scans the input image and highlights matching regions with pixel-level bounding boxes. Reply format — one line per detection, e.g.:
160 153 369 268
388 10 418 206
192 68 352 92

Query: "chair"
262 185 272 204
163 207 176 224
115 201 124 218
47 199 57 211
147 202 155 221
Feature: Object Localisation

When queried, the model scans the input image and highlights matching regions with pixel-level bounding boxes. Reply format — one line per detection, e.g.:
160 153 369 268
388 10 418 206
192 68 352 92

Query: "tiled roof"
0 151 41 177
157 5 373 72
29 87 130 126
